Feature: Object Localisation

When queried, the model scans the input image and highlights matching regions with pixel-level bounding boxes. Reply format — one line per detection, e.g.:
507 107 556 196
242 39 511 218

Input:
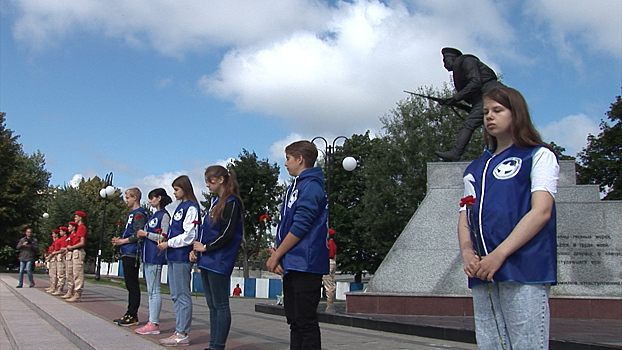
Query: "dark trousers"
122 256 141 317
283 271 323 350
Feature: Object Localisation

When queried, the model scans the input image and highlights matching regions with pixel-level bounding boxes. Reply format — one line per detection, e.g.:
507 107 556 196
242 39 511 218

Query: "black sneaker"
113 314 129 324
118 315 138 327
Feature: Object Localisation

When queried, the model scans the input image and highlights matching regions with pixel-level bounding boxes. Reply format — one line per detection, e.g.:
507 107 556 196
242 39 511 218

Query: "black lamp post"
95 172 114 281
312 136 357 227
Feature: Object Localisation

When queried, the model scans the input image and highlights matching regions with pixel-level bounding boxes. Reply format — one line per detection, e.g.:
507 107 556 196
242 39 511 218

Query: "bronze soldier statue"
436 47 505 161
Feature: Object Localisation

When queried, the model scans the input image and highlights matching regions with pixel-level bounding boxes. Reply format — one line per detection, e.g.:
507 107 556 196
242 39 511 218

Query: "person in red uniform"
66 211 88 302
322 228 337 312
45 229 60 293
61 223 77 299
52 227 69 295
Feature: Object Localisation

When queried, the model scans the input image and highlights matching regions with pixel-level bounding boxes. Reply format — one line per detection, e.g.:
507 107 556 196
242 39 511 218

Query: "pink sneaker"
135 322 160 335
159 332 189 346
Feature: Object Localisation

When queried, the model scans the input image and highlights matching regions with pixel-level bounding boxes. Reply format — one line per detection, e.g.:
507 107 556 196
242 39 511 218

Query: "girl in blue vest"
157 175 199 346
135 188 172 335
190 165 244 350
458 86 559 350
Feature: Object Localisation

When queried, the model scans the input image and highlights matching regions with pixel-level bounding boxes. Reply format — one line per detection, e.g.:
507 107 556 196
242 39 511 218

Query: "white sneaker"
159 332 189 346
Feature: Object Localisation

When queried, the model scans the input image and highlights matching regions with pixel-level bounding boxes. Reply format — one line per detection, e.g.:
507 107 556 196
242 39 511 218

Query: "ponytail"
204 165 242 223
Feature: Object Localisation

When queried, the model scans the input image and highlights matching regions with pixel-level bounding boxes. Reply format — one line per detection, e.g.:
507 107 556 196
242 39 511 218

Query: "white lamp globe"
342 156 357 171
105 185 115 197
42 213 49 219
99 188 107 198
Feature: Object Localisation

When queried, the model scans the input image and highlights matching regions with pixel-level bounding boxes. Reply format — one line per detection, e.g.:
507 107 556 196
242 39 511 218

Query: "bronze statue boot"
435 128 473 162
435 149 462 161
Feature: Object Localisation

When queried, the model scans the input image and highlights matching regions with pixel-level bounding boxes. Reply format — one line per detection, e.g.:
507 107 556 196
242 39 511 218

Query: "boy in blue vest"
112 187 148 326
267 140 329 350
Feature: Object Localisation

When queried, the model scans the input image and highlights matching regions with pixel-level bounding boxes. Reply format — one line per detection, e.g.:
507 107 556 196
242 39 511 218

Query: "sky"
1 0 620 202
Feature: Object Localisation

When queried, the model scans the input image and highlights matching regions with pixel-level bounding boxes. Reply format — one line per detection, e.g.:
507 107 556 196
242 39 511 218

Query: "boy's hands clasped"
266 251 283 275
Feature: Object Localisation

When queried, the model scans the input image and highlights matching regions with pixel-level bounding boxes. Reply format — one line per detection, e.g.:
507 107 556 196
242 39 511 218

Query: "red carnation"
459 195 476 207
161 233 168 239
155 228 163 233
192 220 200 225
136 215 142 219
259 214 270 223
115 222 122 226
328 228 336 236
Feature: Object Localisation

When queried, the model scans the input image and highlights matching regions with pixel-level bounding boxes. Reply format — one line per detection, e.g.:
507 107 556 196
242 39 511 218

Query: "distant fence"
102 261 365 301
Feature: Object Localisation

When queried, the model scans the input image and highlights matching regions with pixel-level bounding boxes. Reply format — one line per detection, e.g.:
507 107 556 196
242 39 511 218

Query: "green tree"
232 150 282 276
577 95 622 199
0 112 51 266
327 132 384 282
549 142 575 161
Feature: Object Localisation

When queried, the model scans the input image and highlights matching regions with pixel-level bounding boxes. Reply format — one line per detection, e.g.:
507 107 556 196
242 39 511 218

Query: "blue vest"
197 196 244 275
166 201 199 263
463 146 557 287
142 209 169 265
120 207 148 257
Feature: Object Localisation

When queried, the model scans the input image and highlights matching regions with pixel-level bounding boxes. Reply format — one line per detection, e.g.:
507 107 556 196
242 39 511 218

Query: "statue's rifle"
403 90 471 121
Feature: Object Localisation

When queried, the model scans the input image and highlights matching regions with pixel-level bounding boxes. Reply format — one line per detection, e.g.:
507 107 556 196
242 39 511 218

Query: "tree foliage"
231 150 283 263
577 95 622 199
0 112 51 266
549 142 575 161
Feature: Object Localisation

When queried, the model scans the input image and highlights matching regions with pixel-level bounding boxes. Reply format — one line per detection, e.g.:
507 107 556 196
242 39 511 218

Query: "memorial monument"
346 160 622 319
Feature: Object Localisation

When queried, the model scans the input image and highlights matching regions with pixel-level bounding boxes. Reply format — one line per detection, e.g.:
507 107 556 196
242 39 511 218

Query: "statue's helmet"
441 47 462 57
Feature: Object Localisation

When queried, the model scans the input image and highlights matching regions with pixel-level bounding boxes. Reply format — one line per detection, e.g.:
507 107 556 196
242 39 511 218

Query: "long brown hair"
205 165 242 223
172 175 199 204
483 86 553 152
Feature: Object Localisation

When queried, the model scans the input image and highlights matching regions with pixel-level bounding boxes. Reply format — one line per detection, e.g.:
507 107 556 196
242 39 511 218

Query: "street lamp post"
312 136 357 227
95 172 115 281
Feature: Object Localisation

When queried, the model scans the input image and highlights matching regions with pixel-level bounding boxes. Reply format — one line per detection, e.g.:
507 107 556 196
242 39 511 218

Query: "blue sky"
1 0 620 200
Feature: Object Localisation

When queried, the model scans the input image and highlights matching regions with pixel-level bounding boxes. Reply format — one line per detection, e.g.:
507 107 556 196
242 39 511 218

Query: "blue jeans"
18 260 34 286
200 269 231 350
473 282 550 350
144 263 163 324
167 262 193 334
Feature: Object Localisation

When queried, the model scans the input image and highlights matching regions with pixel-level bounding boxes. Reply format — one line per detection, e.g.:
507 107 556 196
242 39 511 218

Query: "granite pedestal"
347 161 622 319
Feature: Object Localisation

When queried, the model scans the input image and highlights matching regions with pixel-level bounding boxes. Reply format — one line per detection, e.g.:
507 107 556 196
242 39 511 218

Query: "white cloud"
201 0 496 136
11 0 330 56
68 174 83 188
11 0 514 137
525 0 622 59
538 114 601 157
156 77 173 89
